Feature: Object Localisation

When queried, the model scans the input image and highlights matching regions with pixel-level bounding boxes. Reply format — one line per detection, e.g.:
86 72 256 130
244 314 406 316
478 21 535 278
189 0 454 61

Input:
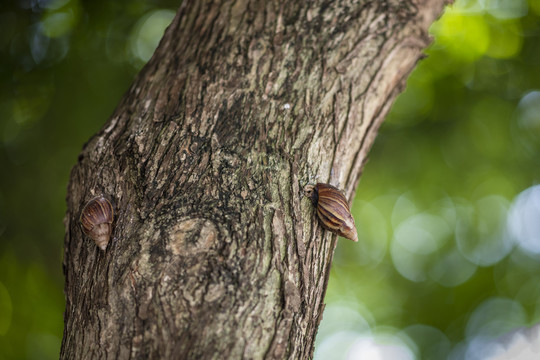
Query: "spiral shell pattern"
306 183 358 242
80 195 114 250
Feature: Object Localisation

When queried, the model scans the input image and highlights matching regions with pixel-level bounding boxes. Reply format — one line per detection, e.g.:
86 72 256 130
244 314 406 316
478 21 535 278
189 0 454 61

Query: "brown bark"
61 0 450 359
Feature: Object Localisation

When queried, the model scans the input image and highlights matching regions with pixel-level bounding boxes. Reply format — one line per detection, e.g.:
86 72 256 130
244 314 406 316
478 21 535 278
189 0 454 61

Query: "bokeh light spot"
486 20 523 59
128 9 176 64
466 297 526 339
455 196 513 266
315 330 416 360
316 303 372 344
507 185 540 255
314 331 366 360
391 194 419 229
401 324 452 360
394 214 450 255
40 0 81 38
431 9 490 62
516 91 540 130
391 213 451 282
483 0 528 20
514 90 540 155
464 297 527 360
429 248 477 287
11 86 53 127
347 333 415 360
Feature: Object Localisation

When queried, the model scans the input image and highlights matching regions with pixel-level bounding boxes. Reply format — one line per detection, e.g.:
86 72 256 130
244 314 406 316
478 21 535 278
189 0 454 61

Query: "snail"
305 183 358 242
80 195 114 250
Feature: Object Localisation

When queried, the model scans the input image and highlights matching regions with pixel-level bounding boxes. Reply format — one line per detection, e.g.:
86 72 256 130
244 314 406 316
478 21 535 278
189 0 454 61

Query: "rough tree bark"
62 0 449 359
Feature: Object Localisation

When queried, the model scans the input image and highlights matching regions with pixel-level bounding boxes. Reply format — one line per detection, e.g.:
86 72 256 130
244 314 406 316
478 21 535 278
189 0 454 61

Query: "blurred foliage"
320 0 540 359
1 0 540 359
0 0 177 358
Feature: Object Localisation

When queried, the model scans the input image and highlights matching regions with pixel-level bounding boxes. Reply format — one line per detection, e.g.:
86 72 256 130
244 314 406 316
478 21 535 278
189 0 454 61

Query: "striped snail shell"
80 195 114 251
305 183 358 242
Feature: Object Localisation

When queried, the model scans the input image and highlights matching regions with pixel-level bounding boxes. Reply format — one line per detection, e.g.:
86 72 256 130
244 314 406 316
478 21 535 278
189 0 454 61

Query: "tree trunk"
61 0 449 358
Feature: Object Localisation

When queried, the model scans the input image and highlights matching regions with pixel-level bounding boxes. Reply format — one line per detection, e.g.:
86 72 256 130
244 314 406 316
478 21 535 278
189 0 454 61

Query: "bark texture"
62 0 450 359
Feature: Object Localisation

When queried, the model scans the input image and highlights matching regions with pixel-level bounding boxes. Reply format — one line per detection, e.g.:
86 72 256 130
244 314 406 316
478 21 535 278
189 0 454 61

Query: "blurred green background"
1 0 540 359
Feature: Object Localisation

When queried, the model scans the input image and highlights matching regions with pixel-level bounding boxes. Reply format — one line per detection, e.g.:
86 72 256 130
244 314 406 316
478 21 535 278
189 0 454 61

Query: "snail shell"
305 183 358 242
80 195 114 250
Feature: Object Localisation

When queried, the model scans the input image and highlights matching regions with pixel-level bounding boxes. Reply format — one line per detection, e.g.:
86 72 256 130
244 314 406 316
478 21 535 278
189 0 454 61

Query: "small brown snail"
305 183 358 242
80 195 114 251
